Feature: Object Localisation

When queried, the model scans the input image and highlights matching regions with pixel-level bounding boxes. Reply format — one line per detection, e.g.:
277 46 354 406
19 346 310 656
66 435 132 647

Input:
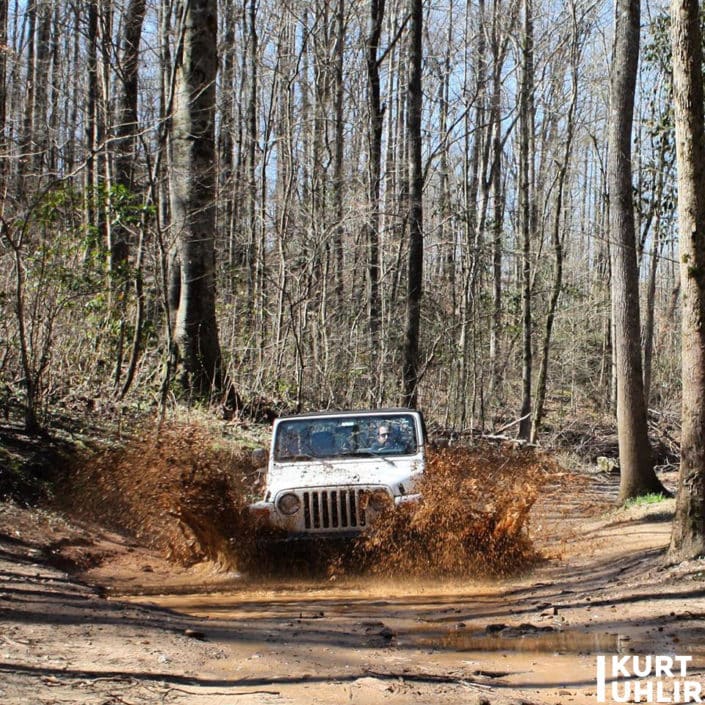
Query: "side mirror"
251 448 268 467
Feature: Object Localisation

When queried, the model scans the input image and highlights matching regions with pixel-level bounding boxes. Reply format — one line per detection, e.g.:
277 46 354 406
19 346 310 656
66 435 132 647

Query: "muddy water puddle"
127 578 640 660
416 627 620 655
120 575 705 705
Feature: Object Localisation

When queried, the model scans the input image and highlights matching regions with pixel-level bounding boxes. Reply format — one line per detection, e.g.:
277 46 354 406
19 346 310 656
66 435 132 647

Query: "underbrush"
0 428 75 505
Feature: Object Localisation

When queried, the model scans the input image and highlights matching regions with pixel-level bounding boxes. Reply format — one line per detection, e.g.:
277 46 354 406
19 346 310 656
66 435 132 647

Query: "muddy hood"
266 457 423 495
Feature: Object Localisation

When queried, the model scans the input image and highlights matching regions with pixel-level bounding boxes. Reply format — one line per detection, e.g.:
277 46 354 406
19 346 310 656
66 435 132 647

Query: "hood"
266 455 424 496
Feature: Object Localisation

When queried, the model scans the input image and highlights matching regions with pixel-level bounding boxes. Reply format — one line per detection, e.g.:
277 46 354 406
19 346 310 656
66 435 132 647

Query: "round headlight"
277 492 301 515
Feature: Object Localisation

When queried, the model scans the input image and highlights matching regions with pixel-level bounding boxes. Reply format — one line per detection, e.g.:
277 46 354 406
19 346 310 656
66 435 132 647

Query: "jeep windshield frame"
272 413 420 462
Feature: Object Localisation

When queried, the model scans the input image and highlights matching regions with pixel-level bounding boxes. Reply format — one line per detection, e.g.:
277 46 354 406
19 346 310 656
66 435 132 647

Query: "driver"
371 423 395 451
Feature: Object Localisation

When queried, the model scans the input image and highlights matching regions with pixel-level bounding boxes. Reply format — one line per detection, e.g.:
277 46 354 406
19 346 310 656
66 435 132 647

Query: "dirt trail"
115 468 701 705
2 466 704 705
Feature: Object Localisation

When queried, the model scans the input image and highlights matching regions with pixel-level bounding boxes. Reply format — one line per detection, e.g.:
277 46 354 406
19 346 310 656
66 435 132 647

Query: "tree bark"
608 0 666 501
517 0 534 441
367 0 384 385
489 0 504 399
333 0 346 307
531 2 579 443
403 0 423 408
113 0 146 251
0 0 7 188
112 0 147 393
170 0 224 398
31 0 51 176
669 0 705 560
245 0 258 321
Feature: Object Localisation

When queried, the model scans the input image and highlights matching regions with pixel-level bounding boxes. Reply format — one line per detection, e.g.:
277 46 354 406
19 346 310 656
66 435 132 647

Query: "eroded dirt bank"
2 458 704 705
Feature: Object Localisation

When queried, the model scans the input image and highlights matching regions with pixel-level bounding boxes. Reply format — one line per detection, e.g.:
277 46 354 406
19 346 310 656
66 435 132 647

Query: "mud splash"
58 426 562 580
57 421 258 570
352 444 557 578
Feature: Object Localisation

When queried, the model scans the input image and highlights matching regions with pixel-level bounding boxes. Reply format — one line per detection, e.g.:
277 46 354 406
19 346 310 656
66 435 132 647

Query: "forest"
6 6 705 704
0 0 701 506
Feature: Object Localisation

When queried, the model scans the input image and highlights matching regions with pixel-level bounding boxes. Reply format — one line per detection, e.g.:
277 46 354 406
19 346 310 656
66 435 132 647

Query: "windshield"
273 414 419 461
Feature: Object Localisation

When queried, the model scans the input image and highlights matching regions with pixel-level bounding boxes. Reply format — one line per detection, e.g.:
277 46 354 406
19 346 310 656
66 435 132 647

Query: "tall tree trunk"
403 0 423 407
112 0 147 394
669 0 705 560
489 0 504 399
85 1 99 239
455 5 480 430
31 0 51 176
85 1 110 257
333 0 346 307
517 0 534 441
531 1 580 442
18 0 37 196
218 0 235 272
245 0 258 321
438 1 453 289
367 0 384 396
0 0 7 188
642 210 663 406
170 0 224 398
98 2 113 267
608 0 666 501
642 132 671 405
274 8 295 358
66 4 82 176
113 0 146 259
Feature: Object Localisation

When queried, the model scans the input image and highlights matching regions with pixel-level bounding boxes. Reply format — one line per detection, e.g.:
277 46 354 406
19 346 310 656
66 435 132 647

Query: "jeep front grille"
302 489 366 530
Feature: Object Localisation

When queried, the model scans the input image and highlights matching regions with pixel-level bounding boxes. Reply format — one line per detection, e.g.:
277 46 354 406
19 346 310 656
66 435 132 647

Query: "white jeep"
249 408 426 539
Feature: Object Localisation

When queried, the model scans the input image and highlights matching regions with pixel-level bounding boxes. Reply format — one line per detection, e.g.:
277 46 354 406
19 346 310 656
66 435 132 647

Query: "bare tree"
669 0 705 560
333 0 346 307
0 0 7 189
170 0 224 397
111 0 147 396
403 0 423 408
517 0 535 441
489 0 516 401
366 0 384 398
531 1 580 443
607 0 667 501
